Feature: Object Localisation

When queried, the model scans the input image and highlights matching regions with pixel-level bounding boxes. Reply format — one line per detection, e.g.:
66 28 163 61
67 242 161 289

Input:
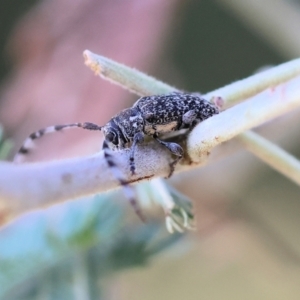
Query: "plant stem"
237 131 300 185
2 54 300 212
83 50 177 96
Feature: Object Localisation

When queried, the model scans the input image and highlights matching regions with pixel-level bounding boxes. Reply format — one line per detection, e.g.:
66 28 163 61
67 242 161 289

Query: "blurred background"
1 0 300 299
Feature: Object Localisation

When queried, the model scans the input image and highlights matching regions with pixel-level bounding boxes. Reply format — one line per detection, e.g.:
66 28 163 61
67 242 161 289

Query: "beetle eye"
106 132 117 145
145 114 155 123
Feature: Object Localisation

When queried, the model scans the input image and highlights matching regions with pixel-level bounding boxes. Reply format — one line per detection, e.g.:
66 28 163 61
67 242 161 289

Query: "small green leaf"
0 125 13 160
84 50 177 96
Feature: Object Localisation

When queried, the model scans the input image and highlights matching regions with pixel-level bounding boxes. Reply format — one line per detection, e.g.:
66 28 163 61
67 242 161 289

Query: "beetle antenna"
14 122 102 163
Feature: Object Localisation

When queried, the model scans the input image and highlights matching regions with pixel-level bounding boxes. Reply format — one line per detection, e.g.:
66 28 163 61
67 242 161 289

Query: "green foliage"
0 125 12 160
0 193 183 299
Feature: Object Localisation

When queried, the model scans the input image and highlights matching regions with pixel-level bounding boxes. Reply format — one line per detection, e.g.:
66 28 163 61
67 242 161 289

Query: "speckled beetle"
14 92 220 220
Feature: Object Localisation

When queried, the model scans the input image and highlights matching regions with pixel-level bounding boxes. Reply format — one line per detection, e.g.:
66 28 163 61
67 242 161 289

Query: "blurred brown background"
1 0 300 299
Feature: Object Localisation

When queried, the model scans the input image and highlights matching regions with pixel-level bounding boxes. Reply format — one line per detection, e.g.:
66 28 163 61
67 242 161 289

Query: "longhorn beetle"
14 92 220 220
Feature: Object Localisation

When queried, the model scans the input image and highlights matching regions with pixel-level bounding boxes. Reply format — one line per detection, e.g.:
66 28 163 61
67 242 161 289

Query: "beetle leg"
102 140 145 222
129 132 144 175
154 137 183 178
182 109 197 129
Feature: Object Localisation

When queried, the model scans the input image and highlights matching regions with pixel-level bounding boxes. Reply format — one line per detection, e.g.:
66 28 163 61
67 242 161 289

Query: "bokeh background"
1 0 300 299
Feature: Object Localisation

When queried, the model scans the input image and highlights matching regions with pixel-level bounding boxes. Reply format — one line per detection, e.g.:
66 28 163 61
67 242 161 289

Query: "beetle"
14 92 220 220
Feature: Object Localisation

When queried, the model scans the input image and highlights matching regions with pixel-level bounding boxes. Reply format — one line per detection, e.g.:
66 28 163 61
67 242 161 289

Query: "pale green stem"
83 50 177 96
150 178 175 212
0 142 173 211
2 55 300 211
188 75 300 162
72 254 90 300
84 50 300 108
205 58 300 107
237 131 300 185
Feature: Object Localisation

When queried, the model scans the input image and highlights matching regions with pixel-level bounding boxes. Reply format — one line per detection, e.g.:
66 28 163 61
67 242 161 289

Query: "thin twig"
2 54 300 212
236 131 300 185
84 50 300 107
83 50 177 96
0 142 172 212
188 75 300 161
